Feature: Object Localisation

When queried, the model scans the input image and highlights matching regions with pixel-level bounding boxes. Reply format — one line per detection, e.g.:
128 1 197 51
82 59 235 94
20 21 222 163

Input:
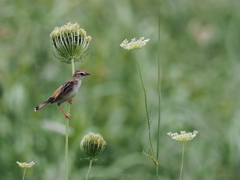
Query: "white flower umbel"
120 37 150 50
16 161 35 168
167 130 198 142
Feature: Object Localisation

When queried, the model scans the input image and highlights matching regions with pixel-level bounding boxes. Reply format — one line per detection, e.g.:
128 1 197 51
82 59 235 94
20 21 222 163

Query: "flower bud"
50 22 91 64
80 132 106 159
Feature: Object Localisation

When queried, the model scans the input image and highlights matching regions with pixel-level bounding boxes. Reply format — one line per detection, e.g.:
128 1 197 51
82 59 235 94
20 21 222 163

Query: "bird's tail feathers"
34 101 49 111
34 97 54 112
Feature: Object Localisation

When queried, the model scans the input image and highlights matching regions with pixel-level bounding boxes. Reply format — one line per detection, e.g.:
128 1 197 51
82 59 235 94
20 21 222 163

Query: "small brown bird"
34 70 91 119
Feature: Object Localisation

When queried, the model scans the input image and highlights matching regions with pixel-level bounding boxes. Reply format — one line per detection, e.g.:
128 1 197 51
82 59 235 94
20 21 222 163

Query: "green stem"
86 159 93 180
65 59 75 180
134 50 155 159
65 117 69 180
179 143 185 180
71 59 75 75
22 168 26 180
156 0 162 179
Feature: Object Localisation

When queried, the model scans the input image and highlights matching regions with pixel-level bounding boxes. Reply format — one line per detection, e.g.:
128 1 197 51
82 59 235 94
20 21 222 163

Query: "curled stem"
65 58 75 180
86 159 93 180
134 50 155 159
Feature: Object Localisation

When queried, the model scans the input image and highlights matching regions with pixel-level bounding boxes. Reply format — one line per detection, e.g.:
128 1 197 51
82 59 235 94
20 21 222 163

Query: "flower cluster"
80 132 107 159
120 37 150 50
50 22 91 63
16 161 35 168
167 130 198 142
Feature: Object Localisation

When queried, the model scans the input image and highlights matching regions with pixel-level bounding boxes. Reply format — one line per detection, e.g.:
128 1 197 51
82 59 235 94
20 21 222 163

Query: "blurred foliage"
0 0 240 179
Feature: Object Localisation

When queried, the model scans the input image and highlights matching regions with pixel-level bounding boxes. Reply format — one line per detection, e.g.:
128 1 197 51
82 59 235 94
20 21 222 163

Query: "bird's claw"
68 98 73 104
65 114 72 119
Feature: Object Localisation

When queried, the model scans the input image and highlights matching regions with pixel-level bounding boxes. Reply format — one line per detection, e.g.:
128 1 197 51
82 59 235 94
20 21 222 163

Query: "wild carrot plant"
120 37 160 175
16 161 35 180
50 22 91 180
80 132 107 180
120 0 162 179
168 130 198 180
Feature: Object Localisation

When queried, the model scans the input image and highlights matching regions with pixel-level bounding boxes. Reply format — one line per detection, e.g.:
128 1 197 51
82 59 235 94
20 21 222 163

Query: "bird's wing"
53 81 75 102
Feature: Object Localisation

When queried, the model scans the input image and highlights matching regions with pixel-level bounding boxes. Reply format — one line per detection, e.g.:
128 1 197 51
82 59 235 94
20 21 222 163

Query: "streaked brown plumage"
34 70 91 119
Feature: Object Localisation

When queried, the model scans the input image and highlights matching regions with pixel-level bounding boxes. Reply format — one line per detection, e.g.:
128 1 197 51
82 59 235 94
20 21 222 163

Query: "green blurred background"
0 0 240 179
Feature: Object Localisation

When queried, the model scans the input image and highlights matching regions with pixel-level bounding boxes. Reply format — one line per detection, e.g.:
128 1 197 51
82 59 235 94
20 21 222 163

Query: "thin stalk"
22 168 26 180
71 59 75 74
86 159 93 180
65 58 75 180
179 143 185 180
134 50 155 159
65 115 69 180
156 0 162 179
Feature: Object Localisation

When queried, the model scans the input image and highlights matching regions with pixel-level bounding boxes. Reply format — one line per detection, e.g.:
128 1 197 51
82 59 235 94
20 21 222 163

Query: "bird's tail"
34 97 55 111
35 97 55 112
34 101 49 111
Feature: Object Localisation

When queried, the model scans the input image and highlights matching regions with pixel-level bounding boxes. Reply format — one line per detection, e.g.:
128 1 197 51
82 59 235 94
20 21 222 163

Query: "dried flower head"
16 161 35 168
167 130 198 142
50 22 91 64
80 132 107 159
120 37 150 50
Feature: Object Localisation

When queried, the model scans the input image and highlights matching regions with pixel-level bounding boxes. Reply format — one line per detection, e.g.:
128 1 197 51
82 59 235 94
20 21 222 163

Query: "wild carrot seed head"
80 132 106 159
50 22 91 64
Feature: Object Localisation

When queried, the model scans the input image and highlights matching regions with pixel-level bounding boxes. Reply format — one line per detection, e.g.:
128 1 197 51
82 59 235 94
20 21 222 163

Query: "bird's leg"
58 103 71 119
67 98 73 104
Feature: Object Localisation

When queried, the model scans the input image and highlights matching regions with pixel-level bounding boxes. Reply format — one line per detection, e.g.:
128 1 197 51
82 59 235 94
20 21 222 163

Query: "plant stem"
86 159 93 180
65 59 75 180
179 143 185 180
65 115 69 180
156 0 162 179
71 59 75 75
22 168 26 180
134 50 155 159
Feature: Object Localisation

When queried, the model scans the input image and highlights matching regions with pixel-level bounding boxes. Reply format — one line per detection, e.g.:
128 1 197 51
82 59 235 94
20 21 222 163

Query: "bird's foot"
65 114 72 119
68 98 73 104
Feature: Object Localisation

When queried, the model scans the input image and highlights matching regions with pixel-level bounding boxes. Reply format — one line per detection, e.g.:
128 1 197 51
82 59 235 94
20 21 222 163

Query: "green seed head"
80 132 107 159
50 22 91 64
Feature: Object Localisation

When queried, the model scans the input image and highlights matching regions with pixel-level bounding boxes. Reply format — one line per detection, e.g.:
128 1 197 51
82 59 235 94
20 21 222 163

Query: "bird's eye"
80 72 85 76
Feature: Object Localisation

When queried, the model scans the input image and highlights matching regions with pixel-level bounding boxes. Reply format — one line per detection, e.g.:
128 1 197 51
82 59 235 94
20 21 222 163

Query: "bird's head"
73 70 91 80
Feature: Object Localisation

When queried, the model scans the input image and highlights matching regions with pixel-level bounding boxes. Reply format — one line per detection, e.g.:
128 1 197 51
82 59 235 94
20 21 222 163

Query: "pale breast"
68 81 81 98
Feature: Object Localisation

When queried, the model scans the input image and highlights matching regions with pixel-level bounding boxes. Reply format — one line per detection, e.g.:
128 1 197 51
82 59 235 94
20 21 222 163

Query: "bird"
34 70 91 119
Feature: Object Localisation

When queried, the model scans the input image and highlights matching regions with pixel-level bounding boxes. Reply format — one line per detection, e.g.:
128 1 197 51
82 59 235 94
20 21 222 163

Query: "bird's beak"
85 72 92 76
